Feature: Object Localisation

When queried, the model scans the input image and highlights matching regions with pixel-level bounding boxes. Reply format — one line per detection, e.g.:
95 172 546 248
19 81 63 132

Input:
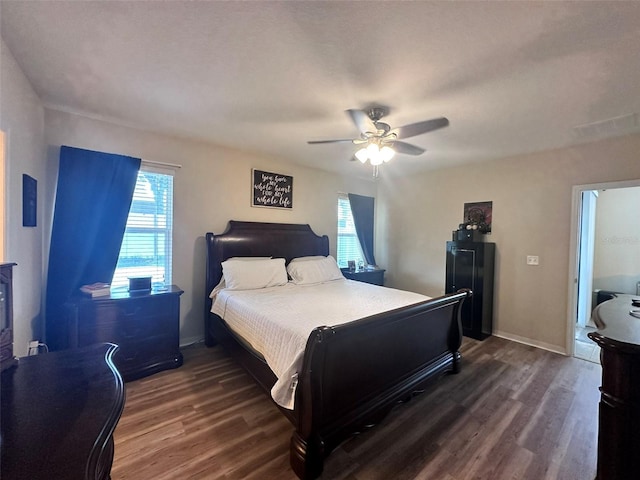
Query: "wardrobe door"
446 242 494 340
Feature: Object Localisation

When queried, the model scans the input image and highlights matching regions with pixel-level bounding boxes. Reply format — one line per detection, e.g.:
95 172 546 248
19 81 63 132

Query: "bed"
204 220 470 479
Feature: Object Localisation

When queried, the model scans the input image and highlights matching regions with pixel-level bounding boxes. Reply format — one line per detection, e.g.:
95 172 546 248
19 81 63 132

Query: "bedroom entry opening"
569 179 640 363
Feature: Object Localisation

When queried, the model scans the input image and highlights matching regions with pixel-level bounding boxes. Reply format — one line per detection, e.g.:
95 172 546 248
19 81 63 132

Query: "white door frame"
576 190 597 328
567 178 640 355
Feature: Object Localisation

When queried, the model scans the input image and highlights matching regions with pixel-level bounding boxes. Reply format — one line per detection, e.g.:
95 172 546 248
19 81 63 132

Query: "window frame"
111 163 175 288
336 193 365 269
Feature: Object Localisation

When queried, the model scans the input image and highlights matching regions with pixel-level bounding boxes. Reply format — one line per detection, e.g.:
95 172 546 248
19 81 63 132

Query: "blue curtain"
348 193 377 267
45 146 140 350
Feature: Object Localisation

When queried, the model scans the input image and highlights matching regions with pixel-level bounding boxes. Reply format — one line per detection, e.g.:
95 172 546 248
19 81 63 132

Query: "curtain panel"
45 146 141 350
347 193 376 267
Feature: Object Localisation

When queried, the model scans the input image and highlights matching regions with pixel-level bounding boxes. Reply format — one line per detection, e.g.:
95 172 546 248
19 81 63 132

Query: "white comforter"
211 279 430 409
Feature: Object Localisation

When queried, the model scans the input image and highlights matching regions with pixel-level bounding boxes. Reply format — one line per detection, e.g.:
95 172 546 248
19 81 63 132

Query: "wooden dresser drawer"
114 333 179 377
82 296 176 342
66 285 184 381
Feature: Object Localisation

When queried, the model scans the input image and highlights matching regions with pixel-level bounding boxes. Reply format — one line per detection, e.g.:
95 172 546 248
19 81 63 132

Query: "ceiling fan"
308 105 449 175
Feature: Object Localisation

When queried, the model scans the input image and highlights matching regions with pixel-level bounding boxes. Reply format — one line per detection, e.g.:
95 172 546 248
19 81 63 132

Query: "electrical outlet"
526 255 539 266
28 340 40 355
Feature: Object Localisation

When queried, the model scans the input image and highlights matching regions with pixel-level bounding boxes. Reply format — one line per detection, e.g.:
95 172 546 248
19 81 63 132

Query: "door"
447 245 475 332
453 247 475 332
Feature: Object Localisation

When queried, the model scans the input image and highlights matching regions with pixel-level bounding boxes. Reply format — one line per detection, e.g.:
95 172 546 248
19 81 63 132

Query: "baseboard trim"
493 331 567 356
183 331 568 356
180 336 204 348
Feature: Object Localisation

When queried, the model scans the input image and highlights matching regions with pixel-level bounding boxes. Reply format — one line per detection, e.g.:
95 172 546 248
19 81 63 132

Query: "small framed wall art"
252 169 293 209
22 174 37 227
463 201 492 233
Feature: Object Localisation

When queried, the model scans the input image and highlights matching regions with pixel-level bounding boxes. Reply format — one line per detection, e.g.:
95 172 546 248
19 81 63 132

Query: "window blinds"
111 169 174 288
337 194 365 268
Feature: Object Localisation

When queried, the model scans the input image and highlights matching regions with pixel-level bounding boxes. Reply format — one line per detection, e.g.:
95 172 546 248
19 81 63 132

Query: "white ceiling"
2 1 640 178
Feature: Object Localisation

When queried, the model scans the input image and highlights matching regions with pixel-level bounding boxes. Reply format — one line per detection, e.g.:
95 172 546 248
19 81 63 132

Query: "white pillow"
287 255 344 285
209 277 226 299
222 257 288 290
210 257 273 297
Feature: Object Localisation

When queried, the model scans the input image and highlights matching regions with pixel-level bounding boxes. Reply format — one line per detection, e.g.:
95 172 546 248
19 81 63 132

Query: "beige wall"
593 187 640 294
0 39 47 356
44 109 376 345
5 31 640 357
377 133 640 353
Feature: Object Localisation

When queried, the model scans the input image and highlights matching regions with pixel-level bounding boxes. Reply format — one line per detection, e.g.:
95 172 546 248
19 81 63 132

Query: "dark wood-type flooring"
112 336 601 480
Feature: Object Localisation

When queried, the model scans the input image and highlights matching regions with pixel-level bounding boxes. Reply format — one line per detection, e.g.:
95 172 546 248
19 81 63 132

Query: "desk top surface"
1 343 125 480
589 294 640 352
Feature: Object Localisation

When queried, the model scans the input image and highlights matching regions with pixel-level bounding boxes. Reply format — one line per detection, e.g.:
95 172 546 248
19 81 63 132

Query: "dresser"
1 343 125 480
66 285 184 381
588 294 640 480
341 268 385 286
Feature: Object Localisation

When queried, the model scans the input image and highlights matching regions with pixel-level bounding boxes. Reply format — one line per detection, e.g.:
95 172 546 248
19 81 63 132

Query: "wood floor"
111 336 601 480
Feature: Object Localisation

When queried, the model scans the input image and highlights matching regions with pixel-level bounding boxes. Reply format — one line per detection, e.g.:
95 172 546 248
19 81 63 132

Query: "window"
111 167 174 288
337 194 364 268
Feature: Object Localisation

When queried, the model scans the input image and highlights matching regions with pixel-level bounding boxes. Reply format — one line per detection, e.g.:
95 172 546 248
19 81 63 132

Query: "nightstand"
341 268 386 286
66 285 184 381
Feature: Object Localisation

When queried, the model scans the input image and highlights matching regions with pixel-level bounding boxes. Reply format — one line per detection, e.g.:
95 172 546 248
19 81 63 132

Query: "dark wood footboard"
290 289 470 479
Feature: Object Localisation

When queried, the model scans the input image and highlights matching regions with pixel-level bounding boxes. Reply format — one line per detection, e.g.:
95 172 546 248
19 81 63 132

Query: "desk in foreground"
588 294 640 480
1 343 125 480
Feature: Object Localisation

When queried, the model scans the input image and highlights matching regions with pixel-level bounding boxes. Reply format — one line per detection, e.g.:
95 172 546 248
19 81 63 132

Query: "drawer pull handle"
122 307 142 317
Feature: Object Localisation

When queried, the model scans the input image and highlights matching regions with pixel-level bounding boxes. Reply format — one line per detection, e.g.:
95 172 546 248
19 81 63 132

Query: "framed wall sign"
251 169 293 209
22 174 37 227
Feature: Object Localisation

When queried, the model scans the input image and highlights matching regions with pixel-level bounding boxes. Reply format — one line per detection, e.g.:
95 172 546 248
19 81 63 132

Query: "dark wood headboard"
204 221 330 313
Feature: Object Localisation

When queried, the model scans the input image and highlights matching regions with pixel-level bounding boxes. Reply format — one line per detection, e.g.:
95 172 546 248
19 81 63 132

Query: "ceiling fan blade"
392 141 426 156
391 117 449 139
307 139 354 144
347 109 377 135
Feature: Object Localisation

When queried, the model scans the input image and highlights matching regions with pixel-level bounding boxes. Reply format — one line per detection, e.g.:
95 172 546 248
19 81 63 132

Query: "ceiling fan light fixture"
366 142 380 156
380 145 395 162
355 147 369 163
355 140 395 166
366 142 384 165
369 155 383 166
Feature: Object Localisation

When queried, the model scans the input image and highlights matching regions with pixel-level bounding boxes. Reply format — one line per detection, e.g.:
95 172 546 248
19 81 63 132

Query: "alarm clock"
128 276 152 292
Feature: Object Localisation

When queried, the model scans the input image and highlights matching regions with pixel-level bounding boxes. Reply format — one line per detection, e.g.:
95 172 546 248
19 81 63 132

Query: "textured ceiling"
2 1 640 179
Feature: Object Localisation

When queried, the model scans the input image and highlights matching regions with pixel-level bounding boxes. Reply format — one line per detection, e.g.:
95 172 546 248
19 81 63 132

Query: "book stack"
80 282 111 298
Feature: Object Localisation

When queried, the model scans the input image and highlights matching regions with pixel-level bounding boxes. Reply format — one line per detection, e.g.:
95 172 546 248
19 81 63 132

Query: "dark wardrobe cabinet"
445 241 495 340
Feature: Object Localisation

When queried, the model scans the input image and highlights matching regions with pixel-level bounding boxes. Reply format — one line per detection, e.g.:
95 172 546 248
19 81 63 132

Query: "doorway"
574 190 598 362
568 179 640 361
